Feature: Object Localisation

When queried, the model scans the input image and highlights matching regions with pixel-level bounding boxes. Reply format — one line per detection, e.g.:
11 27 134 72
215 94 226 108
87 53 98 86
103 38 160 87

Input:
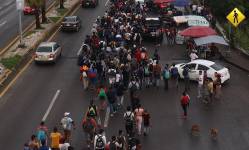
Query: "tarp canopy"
180 26 217 37
194 35 228 46
154 0 175 4
173 15 209 26
173 0 189 7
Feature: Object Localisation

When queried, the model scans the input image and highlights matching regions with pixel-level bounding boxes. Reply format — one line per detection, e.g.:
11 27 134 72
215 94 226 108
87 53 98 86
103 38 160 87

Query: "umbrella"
194 35 228 46
180 26 217 38
173 0 189 7
154 0 175 4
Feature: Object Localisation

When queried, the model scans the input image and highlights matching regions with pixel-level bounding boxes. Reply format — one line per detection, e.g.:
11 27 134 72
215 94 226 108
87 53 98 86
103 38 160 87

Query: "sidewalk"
216 22 249 73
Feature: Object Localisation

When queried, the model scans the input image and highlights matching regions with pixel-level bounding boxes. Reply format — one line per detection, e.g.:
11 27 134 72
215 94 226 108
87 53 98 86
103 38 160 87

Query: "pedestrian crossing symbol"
226 8 246 27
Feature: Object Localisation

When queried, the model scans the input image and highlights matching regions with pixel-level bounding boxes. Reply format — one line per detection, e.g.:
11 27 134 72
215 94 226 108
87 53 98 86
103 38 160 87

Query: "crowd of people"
23 0 224 149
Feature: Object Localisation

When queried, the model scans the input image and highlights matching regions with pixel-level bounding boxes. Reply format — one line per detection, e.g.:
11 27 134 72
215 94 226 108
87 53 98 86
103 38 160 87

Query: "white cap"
64 112 70 116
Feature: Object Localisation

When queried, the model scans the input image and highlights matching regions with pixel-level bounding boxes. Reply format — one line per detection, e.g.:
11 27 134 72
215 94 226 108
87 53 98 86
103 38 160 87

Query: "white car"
34 42 62 63
175 59 230 83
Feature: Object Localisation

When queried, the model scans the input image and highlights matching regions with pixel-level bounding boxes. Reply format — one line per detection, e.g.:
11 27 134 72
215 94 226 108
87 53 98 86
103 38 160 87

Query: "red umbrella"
180 26 217 38
154 0 175 4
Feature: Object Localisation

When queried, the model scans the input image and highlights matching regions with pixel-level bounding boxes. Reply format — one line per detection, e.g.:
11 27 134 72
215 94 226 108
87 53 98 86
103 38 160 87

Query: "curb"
220 55 249 73
0 0 80 93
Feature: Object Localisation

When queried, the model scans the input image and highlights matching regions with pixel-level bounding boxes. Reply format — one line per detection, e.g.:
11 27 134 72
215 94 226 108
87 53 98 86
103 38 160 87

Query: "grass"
48 16 61 23
0 55 22 70
57 8 68 16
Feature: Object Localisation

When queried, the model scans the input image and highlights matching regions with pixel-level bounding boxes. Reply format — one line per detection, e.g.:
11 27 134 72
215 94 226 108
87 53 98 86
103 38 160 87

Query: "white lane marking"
104 107 110 127
0 20 7 27
77 45 82 56
105 0 110 6
42 90 61 121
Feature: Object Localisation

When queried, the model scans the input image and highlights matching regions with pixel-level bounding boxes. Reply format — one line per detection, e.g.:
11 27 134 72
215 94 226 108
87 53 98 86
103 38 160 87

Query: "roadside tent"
173 0 189 7
194 35 228 46
173 15 209 26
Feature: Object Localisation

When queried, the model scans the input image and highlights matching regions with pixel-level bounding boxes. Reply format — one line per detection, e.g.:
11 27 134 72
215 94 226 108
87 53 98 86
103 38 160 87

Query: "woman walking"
180 91 190 119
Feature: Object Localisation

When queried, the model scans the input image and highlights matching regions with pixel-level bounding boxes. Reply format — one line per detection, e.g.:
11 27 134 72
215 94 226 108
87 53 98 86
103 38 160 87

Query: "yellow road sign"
226 8 246 27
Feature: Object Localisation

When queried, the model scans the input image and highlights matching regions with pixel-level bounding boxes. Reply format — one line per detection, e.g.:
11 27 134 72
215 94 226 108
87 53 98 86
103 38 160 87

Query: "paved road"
1 0 249 150
0 0 54 50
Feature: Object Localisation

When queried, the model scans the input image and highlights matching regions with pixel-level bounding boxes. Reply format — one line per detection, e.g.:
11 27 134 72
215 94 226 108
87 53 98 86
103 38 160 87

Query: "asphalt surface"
1 1 249 150
0 0 54 50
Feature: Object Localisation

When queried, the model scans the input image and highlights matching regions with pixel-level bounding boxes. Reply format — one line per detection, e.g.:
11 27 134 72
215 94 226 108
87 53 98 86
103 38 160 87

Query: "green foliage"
0 55 22 70
57 8 68 16
48 17 61 23
26 0 43 8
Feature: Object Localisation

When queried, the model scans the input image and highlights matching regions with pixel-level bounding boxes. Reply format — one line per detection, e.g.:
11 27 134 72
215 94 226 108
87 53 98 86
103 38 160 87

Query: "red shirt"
181 95 190 105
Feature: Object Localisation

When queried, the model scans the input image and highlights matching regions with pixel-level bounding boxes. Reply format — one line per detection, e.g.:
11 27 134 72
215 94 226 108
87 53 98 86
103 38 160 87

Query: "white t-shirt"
192 5 197 11
198 74 204 85
190 52 198 61
59 143 70 150
197 6 203 13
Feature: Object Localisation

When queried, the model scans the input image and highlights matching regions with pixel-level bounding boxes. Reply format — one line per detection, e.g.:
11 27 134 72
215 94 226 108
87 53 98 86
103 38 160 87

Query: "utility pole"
16 0 25 48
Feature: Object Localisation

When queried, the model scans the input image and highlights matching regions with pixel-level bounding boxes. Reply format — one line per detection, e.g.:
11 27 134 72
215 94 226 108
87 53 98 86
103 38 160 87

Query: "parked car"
61 16 81 32
175 59 230 83
34 42 62 64
142 17 163 41
81 0 99 8
23 6 35 15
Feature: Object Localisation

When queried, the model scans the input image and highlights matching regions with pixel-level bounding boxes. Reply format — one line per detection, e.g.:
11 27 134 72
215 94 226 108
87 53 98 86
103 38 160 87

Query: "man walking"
183 66 190 91
162 64 170 90
197 71 204 98
61 112 75 142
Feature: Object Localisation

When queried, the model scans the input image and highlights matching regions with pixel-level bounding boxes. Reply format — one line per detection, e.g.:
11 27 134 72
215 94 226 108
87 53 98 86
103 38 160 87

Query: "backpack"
163 69 170 79
37 129 46 141
98 88 106 99
144 66 149 76
125 112 134 127
83 120 94 132
109 141 117 150
88 106 97 117
171 67 179 77
61 117 70 130
95 135 105 149
130 82 138 92
117 136 125 150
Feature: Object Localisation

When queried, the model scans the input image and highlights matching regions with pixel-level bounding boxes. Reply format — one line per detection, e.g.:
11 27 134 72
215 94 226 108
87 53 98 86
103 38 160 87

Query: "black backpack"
95 135 105 149
125 113 134 127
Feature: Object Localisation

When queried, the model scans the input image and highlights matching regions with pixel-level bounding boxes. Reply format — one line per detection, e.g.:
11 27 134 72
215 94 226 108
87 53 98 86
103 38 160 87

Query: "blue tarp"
173 0 189 7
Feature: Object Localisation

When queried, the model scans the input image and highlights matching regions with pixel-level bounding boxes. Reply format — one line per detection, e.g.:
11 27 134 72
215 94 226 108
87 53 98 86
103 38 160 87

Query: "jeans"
109 103 116 114
181 104 188 116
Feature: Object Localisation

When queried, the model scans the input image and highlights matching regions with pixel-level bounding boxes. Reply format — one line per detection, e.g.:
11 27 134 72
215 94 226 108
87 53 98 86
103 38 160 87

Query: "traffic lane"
103 41 249 150
0 0 54 49
0 1 108 150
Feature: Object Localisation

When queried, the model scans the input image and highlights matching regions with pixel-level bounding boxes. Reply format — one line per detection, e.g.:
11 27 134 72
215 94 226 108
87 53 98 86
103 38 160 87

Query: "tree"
27 0 43 29
41 0 47 23
59 0 64 9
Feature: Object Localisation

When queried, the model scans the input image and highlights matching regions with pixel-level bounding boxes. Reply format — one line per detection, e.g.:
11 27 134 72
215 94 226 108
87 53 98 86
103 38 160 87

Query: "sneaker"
110 114 114 117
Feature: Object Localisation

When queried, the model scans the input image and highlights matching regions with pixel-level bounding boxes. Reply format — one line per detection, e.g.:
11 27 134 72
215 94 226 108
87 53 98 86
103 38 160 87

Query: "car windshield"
210 63 224 71
64 17 76 22
37 46 53 52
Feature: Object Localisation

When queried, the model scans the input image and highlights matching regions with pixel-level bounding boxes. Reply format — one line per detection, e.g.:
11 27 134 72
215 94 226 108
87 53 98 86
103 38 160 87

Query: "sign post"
16 0 25 47
226 8 246 56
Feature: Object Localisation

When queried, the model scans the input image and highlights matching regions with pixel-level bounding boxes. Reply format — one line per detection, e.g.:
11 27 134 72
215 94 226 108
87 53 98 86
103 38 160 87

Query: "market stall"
194 35 228 59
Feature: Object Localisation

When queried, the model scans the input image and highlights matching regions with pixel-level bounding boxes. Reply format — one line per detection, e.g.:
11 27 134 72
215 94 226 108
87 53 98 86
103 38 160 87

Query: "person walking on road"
124 106 135 136
142 109 151 136
117 130 127 150
183 66 190 91
106 136 123 150
94 129 106 150
61 112 75 143
29 135 40 150
37 121 48 146
180 91 190 119
50 127 62 150
197 71 204 98
134 104 144 135
162 64 170 90
153 60 162 88
82 116 98 148
214 72 222 100
128 78 139 100
87 100 99 120
107 86 118 117
170 63 179 88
